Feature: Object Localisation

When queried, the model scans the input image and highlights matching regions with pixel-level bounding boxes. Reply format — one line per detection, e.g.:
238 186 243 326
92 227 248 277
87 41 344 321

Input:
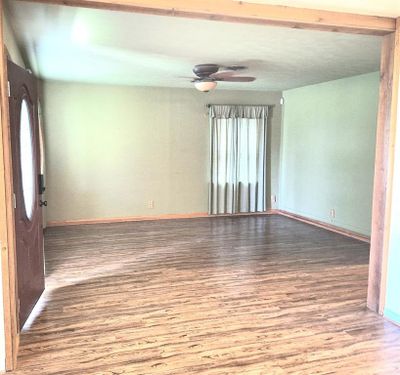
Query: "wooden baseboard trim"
211 210 278 218
277 210 370 243
47 210 278 227
47 212 209 227
47 210 369 244
383 309 400 327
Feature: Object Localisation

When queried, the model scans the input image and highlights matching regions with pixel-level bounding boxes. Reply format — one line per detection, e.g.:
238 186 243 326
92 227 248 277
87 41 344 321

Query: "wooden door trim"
0 0 19 371
368 19 400 314
20 0 396 36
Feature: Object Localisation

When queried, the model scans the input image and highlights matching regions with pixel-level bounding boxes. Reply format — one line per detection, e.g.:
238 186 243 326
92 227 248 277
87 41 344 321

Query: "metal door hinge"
12 193 16 209
7 81 11 97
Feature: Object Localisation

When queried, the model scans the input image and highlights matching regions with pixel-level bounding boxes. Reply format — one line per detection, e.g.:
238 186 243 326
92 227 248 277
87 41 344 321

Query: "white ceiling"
239 0 400 17
6 1 382 91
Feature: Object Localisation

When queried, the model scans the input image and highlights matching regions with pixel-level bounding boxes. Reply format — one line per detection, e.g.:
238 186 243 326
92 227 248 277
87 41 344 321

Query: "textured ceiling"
6 1 382 91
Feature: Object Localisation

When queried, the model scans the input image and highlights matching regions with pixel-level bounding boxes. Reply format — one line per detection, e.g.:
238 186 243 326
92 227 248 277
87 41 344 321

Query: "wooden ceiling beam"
19 0 396 36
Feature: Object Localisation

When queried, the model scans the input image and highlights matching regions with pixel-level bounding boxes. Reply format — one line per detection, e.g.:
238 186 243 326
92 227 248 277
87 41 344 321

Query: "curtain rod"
206 104 275 108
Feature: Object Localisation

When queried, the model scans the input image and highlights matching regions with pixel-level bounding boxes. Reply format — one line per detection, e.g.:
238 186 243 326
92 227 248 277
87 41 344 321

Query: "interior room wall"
279 72 380 236
42 81 282 223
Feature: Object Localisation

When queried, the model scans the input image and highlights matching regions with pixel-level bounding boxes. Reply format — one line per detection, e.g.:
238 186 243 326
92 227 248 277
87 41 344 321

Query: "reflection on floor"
11 215 400 374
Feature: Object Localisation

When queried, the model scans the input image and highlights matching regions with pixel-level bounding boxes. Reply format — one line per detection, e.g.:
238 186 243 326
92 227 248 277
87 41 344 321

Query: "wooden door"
8 60 45 329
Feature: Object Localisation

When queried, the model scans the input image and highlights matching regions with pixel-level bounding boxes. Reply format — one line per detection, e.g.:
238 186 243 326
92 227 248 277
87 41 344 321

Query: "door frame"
0 0 399 370
0 1 19 369
368 23 400 314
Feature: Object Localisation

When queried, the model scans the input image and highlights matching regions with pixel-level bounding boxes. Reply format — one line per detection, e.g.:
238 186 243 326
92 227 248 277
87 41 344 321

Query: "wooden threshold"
21 0 395 36
277 210 370 243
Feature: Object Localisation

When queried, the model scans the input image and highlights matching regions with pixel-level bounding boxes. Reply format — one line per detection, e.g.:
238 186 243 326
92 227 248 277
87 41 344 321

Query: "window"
209 105 269 215
20 98 36 220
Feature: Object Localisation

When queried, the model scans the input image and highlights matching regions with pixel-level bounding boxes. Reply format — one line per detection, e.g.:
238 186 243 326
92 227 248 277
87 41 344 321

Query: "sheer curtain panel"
209 105 270 215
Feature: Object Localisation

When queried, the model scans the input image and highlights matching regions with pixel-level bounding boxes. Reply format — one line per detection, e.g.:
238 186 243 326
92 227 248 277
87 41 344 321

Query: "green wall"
42 81 282 222
280 72 379 236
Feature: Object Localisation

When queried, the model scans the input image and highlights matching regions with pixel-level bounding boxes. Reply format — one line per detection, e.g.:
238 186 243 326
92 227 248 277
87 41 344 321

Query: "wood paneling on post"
0 0 19 370
368 19 400 314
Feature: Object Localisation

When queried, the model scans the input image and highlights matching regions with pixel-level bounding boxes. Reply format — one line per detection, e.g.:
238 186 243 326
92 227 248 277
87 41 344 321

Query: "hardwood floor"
11 215 400 374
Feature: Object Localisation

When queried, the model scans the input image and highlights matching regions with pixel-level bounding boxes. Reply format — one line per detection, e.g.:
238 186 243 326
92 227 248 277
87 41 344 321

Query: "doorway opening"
1 0 398 372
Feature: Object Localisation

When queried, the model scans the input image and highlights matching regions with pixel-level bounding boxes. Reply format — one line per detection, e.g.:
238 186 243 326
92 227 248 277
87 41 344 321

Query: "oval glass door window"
20 98 35 220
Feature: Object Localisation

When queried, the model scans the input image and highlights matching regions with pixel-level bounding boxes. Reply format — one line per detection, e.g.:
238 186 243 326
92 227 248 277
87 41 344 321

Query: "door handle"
39 200 47 207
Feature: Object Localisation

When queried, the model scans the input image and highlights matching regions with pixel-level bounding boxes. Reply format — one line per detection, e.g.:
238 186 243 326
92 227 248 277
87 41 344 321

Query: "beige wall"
42 81 282 223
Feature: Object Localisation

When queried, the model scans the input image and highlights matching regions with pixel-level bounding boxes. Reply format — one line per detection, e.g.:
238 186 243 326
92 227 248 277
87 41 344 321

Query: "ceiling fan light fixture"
194 80 217 92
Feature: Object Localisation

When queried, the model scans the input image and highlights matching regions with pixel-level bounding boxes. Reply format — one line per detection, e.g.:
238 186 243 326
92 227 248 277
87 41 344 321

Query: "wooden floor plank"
10 215 400 374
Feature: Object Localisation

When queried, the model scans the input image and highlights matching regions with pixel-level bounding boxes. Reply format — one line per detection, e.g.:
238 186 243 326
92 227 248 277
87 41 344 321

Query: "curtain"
209 105 270 215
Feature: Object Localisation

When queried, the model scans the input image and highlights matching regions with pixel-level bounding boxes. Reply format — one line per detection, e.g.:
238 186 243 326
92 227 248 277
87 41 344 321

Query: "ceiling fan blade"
224 65 247 71
216 76 256 82
210 70 237 79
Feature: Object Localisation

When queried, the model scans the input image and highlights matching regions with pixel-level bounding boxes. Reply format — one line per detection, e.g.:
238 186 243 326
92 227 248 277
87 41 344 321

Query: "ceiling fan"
189 64 256 92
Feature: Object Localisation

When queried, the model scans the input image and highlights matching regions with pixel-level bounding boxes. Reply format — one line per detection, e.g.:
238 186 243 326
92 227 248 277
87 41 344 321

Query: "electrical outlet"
148 200 154 209
271 195 277 204
329 209 336 219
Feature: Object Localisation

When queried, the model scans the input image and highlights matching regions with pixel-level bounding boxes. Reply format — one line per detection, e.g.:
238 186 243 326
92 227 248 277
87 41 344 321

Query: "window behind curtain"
209 105 270 215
